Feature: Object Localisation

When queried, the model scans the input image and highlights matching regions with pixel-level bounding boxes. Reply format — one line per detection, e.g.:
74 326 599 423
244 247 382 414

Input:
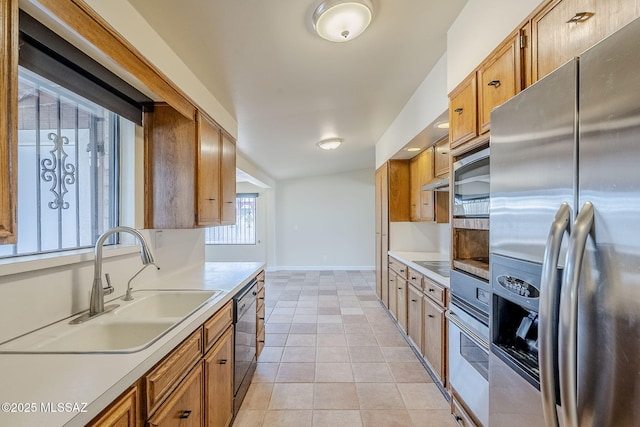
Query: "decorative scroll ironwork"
41 132 76 210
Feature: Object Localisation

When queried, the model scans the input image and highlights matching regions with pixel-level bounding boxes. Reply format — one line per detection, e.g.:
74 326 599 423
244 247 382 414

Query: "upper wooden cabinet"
532 0 640 82
145 104 236 229
387 160 410 222
449 74 478 149
477 35 522 134
433 138 449 178
0 0 18 245
409 150 434 222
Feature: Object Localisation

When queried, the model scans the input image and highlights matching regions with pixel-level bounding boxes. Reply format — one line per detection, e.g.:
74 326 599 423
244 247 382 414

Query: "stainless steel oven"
453 147 490 218
233 279 257 415
447 300 489 426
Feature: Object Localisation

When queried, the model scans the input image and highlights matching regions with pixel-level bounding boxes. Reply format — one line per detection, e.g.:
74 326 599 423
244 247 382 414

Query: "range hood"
421 177 449 191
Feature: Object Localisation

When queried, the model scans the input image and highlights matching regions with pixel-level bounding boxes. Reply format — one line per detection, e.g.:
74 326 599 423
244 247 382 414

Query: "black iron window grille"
205 194 257 245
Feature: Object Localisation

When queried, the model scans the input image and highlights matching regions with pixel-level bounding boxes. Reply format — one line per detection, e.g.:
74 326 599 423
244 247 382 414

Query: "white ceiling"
126 0 467 180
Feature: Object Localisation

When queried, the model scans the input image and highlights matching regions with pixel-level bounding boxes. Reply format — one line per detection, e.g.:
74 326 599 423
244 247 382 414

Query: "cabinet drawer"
257 303 265 331
407 268 423 289
256 271 265 291
389 257 408 278
147 362 204 427
451 394 475 427
145 329 203 415
87 386 137 427
203 300 233 351
423 277 445 306
256 287 265 311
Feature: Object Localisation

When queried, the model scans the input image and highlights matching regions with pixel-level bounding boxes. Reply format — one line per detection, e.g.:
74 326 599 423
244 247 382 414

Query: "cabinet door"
148 363 204 427
433 138 449 178
531 0 639 82
196 115 221 226
396 277 408 333
144 104 196 229
388 160 410 222
219 133 236 225
87 387 138 427
205 327 234 427
407 285 423 352
449 74 477 149
478 36 522 134
423 296 445 382
0 0 17 244
419 149 435 222
388 271 398 320
409 157 421 221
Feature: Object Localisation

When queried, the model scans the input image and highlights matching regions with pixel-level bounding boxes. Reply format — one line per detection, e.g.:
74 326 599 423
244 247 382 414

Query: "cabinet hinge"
520 33 528 49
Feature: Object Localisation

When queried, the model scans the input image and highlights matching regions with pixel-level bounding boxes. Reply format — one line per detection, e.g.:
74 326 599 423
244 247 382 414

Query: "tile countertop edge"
0 261 265 427
388 251 450 287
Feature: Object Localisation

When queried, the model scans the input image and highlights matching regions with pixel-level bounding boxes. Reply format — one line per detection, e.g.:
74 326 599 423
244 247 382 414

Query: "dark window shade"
18 11 152 125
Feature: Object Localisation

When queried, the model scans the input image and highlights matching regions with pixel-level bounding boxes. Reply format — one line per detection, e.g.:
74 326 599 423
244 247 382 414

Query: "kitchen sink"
0 289 222 354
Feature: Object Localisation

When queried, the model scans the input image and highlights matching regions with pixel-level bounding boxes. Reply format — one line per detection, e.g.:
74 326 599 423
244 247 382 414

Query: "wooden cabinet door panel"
423 296 445 381
433 138 449 178
388 271 398 320
396 278 408 333
205 327 234 427
478 37 521 134
220 133 236 225
409 157 420 221
147 363 204 427
407 285 423 352
87 387 138 427
449 75 477 149
144 104 196 229
196 115 221 226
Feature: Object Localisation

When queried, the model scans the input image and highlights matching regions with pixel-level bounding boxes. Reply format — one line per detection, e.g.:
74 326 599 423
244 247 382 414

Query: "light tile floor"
233 270 457 427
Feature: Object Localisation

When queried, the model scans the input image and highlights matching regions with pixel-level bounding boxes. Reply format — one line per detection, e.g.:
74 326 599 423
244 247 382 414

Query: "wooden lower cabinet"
423 295 445 382
407 285 423 351
388 271 398 320
396 277 408 333
147 363 204 427
205 327 234 427
87 387 138 427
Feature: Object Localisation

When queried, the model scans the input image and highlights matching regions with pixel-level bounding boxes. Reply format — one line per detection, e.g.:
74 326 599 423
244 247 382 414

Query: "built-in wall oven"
233 279 257 415
448 145 491 426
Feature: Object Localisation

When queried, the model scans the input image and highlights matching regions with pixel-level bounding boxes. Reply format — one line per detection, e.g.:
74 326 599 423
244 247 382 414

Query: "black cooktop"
412 260 451 278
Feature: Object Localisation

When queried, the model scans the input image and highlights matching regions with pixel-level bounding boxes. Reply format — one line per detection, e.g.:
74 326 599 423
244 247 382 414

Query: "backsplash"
0 229 204 343
389 222 451 255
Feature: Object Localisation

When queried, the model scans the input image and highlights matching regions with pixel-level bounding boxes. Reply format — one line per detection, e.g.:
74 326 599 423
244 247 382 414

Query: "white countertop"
0 261 264 427
388 251 450 287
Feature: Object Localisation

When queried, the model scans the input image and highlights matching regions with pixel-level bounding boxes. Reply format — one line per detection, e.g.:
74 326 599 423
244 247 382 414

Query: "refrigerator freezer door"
576 17 640 427
490 60 577 264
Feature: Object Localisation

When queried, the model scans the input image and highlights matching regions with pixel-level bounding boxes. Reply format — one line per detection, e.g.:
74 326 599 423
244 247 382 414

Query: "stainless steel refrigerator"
488 17 640 427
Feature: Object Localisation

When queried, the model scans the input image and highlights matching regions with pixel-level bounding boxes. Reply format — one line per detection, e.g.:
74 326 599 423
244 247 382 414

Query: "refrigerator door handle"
559 201 594 427
539 202 571 427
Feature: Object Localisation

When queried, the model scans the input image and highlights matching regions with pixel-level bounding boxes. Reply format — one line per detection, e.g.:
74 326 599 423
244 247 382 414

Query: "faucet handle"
103 273 114 295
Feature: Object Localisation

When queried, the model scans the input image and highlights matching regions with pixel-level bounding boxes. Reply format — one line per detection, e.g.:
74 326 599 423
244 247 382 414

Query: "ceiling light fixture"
313 0 373 43
435 120 450 129
404 147 421 152
317 138 343 150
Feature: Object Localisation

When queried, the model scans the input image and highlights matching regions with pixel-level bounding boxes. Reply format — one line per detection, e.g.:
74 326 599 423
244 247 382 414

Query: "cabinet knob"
179 410 192 419
454 107 463 114
428 288 435 292
398 287 402 290
566 11 594 24
219 359 227 365
487 80 501 88
411 299 417 302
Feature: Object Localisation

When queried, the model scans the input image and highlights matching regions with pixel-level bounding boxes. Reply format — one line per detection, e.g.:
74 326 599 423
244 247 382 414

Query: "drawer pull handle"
398 287 402 290
454 107 463 114
411 276 417 280
207 198 216 201
219 359 227 365
428 288 435 292
179 410 192 419
428 314 435 318
226 201 234 204
566 11 594 24
487 79 501 88
259 317 265 320
454 414 462 422
411 299 417 302
259 339 265 343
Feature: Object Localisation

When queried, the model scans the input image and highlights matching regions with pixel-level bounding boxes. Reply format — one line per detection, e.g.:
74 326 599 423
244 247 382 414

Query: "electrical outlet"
155 230 163 249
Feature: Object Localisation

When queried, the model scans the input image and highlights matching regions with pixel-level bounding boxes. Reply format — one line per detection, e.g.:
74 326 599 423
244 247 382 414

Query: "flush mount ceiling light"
404 147 421 152
313 0 373 43
317 138 343 150
435 120 450 129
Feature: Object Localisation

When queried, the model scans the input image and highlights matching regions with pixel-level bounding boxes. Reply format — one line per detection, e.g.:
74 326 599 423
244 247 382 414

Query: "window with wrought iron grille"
0 68 123 258
205 194 257 245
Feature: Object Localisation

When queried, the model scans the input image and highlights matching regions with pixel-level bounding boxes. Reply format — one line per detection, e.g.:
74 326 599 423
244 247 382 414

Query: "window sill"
0 245 141 277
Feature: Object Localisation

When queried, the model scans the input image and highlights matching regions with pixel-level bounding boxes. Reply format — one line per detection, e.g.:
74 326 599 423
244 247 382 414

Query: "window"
0 12 151 258
205 194 257 245
0 68 123 258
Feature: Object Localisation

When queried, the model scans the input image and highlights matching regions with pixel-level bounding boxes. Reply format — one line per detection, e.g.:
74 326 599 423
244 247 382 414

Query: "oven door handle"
559 202 594 427
539 202 571 427
446 310 489 351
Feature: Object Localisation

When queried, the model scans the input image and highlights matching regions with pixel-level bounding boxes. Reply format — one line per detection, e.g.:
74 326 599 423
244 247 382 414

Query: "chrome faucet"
71 226 159 324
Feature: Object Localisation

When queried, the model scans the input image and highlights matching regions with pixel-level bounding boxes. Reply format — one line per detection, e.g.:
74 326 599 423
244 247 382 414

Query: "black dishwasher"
233 279 257 414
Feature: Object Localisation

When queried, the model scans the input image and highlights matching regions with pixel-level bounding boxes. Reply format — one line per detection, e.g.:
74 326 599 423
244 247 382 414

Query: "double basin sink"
0 289 222 354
